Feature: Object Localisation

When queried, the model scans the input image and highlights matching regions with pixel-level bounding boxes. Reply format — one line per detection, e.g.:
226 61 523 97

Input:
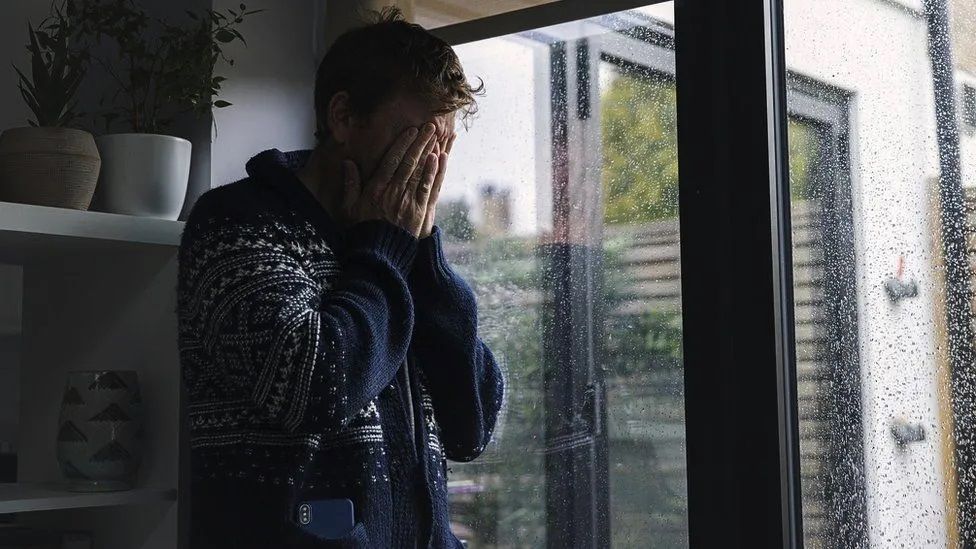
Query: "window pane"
785 1 976 546
600 62 685 546
444 5 687 547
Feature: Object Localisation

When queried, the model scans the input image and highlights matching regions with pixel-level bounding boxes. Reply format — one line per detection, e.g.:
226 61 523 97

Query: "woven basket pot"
0 127 101 209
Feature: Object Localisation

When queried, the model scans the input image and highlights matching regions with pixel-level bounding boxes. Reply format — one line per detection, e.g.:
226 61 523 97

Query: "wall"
0 0 49 458
785 1 947 546
0 1 52 131
952 0 976 75
0 265 22 454
209 0 318 190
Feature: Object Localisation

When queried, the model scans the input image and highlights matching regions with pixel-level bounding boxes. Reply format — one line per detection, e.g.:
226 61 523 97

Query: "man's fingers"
392 123 436 189
427 152 448 207
406 134 438 187
445 133 457 155
420 135 438 171
393 153 437 236
372 126 420 187
416 152 438 201
396 133 437 210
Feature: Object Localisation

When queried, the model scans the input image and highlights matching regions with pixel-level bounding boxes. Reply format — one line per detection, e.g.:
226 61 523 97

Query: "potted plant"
75 0 261 220
0 2 99 210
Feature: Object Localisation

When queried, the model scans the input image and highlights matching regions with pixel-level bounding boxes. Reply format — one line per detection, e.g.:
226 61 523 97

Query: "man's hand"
342 124 440 238
419 132 455 238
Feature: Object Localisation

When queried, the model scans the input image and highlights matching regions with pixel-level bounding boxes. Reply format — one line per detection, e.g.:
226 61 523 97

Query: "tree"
601 72 679 224
787 118 822 201
601 71 822 222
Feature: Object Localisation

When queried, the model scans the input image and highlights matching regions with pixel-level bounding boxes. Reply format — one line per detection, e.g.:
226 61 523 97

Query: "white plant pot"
94 133 191 220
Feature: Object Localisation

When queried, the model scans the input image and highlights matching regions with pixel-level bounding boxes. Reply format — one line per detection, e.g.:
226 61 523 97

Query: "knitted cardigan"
177 149 504 548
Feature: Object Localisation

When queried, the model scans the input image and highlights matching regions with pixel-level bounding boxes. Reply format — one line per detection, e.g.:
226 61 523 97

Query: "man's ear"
326 91 354 145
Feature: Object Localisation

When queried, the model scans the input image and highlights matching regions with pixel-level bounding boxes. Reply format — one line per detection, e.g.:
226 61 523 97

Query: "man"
177 9 503 548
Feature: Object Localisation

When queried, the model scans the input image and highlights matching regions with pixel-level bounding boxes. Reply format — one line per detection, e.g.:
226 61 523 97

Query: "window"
421 0 976 544
440 4 688 546
785 0 976 546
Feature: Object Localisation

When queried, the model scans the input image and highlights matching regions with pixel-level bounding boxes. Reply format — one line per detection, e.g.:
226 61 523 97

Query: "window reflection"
444 6 687 548
785 0 976 546
434 0 976 546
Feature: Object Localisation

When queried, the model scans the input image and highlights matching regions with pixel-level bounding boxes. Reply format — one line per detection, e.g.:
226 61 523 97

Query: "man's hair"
314 7 483 142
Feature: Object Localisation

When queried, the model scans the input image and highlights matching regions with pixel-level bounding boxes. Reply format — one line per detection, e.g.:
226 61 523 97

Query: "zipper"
400 358 425 549
400 359 418 460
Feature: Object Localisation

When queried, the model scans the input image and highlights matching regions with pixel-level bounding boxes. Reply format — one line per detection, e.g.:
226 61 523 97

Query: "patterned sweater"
177 149 504 548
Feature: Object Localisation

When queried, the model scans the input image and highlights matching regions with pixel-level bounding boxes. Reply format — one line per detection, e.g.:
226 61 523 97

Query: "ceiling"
412 0 557 28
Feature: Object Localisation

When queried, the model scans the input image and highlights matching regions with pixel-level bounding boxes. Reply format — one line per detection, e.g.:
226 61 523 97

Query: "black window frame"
786 74 868 548
432 0 803 546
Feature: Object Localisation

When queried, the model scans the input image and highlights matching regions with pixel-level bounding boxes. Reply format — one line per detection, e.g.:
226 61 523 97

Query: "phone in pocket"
294 498 356 540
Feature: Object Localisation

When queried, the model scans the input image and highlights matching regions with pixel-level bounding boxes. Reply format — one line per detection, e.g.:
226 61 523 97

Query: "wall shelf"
1 198 186 546
0 482 177 514
0 201 184 264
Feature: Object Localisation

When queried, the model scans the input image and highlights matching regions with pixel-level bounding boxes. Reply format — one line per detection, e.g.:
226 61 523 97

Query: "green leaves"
60 0 264 133
601 73 679 224
12 11 87 127
230 29 246 46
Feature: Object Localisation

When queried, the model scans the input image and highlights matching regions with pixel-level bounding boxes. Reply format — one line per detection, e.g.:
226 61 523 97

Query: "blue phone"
294 499 356 540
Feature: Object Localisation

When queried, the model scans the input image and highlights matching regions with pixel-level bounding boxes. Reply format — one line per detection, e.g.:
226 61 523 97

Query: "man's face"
345 92 456 181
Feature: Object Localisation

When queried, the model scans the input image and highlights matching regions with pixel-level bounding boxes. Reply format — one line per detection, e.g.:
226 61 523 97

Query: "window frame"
786 76 868 548
674 1 801 544
432 0 803 546
431 0 666 45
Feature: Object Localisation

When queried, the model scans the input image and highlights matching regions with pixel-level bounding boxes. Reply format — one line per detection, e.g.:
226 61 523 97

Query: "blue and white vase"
56 370 143 492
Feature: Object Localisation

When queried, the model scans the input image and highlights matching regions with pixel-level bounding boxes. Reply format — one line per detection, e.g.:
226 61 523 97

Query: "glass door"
784 0 976 546
435 4 688 547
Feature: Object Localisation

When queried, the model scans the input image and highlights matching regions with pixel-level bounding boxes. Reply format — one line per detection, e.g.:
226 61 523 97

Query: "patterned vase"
56 371 143 492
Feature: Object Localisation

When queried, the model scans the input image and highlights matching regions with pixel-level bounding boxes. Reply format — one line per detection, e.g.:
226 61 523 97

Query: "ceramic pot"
93 133 190 219
0 127 100 209
56 370 143 492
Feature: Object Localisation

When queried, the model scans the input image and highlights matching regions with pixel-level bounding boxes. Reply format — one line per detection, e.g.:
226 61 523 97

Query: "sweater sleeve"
179 208 417 435
409 226 505 462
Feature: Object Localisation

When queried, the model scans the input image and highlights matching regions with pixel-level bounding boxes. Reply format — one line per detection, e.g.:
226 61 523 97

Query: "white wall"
0 264 22 454
785 1 951 546
0 1 53 131
0 0 48 458
209 0 318 189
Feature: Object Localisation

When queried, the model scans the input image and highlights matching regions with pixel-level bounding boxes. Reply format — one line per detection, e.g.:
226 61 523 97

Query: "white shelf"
0 482 177 514
0 201 184 264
